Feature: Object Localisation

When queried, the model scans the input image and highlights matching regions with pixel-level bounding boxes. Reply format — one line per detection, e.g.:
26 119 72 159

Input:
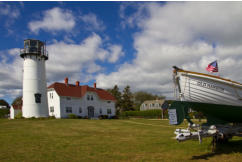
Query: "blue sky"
1 2 242 104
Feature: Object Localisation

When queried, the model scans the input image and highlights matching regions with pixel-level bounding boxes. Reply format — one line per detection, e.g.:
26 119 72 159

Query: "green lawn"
0 118 242 162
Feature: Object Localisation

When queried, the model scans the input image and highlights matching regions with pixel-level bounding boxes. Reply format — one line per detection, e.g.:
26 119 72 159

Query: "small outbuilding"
10 100 22 119
140 99 166 111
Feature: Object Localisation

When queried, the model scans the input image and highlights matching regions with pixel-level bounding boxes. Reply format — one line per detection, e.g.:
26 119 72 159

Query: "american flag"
206 60 218 72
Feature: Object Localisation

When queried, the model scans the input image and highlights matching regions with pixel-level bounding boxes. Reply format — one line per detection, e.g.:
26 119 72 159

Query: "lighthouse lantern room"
20 39 49 118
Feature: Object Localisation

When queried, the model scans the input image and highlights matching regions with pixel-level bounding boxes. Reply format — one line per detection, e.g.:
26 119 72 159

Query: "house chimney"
76 81 80 87
64 77 68 85
94 83 96 89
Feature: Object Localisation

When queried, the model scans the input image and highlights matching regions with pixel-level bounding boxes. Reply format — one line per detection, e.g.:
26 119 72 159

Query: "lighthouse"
20 39 49 118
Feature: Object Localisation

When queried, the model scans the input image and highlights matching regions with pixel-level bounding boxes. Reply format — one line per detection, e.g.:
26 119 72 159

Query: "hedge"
0 109 9 118
120 109 168 118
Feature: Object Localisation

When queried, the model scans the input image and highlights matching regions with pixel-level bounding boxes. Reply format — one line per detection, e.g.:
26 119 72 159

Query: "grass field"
0 118 242 162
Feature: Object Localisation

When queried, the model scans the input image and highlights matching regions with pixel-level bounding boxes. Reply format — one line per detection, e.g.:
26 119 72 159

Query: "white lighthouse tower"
20 39 49 118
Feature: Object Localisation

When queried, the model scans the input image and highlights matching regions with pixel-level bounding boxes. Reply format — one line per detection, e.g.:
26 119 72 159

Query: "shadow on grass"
191 140 242 160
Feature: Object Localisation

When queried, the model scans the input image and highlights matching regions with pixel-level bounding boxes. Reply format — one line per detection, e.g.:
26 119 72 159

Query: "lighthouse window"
34 93 41 103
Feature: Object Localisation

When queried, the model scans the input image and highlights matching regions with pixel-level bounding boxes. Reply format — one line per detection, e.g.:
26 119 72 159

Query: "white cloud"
80 13 105 31
97 2 242 98
108 45 124 63
45 33 123 83
0 3 20 18
28 7 75 34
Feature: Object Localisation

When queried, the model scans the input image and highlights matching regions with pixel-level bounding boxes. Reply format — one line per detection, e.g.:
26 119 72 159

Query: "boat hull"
169 101 242 125
175 71 242 106
170 67 242 125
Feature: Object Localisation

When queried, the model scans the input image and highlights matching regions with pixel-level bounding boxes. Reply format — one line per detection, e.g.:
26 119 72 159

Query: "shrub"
120 109 167 118
77 116 83 119
48 116 56 119
15 112 24 119
83 116 88 119
0 109 9 118
68 113 78 119
109 115 119 119
98 115 108 119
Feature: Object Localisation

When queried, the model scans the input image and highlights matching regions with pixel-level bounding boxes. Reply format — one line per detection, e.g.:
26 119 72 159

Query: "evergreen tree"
121 85 134 111
108 85 122 114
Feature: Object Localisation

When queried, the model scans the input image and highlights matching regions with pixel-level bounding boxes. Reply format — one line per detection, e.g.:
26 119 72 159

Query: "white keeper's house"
47 78 116 118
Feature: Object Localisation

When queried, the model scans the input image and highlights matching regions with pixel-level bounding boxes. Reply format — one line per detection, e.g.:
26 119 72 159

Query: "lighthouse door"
87 106 94 118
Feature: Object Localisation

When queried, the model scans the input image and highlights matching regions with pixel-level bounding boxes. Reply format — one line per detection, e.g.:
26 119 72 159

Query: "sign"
168 109 178 125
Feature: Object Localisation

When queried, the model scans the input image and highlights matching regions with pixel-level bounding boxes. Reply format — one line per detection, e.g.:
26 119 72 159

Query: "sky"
1 1 242 104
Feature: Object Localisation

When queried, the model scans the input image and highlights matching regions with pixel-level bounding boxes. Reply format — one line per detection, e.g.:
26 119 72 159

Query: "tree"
0 99 10 108
108 85 122 115
121 85 134 111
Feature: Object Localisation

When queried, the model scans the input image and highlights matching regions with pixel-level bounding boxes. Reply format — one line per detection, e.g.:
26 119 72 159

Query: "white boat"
173 66 242 106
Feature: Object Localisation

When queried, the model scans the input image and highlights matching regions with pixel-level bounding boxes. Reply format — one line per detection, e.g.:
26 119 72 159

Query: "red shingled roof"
12 99 22 110
48 83 116 101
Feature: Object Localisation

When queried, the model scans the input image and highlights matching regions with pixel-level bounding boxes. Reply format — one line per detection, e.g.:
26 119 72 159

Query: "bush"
48 116 56 119
0 109 9 118
68 113 78 119
109 115 119 119
77 116 83 119
120 109 166 118
15 112 24 119
98 115 108 119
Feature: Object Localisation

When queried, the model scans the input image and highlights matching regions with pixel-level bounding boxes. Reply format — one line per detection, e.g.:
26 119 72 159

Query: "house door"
87 106 94 118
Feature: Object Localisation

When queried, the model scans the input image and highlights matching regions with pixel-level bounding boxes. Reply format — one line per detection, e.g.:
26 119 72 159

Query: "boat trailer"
175 124 242 144
168 101 242 149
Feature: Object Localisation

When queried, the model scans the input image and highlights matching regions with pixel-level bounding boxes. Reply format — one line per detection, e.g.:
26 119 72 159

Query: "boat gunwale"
175 69 242 87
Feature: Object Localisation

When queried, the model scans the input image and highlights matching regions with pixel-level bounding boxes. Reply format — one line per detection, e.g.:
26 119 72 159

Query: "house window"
49 92 53 99
107 101 111 103
91 95 93 100
66 107 72 113
79 107 82 113
152 103 155 107
87 95 90 100
107 108 111 114
66 97 71 100
99 108 102 114
50 106 54 113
